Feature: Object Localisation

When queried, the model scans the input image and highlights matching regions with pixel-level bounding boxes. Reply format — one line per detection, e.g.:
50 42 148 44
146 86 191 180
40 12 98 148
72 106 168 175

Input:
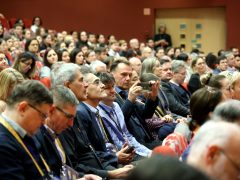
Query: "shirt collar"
83 102 98 114
99 102 115 114
1 114 27 138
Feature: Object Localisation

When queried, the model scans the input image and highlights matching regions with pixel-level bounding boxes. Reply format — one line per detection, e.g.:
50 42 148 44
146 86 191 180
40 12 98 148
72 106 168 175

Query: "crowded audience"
0 14 240 180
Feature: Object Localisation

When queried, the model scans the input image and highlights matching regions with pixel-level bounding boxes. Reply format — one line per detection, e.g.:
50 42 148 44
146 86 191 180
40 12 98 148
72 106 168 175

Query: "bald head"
187 120 240 180
129 57 142 74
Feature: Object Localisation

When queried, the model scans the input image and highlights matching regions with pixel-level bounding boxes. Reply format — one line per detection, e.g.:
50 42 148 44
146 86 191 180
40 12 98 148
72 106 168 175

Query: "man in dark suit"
110 59 161 149
160 59 190 117
34 85 101 179
53 63 133 179
170 60 191 107
0 80 53 179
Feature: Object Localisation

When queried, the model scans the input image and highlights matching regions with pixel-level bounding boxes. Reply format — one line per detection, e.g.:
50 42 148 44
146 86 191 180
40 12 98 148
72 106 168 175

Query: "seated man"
111 59 161 149
0 80 53 179
169 60 191 108
97 72 152 159
34 85 101 179
187 120 240 180
160 59 190 117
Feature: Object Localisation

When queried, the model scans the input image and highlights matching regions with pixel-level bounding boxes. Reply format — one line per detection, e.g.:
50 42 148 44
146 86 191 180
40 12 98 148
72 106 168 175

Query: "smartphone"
125 146 134 154
138 82 152 92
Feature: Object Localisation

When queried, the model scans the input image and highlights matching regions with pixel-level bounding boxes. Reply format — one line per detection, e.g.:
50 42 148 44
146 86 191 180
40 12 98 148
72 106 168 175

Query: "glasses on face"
56 106 75 120
28 104 47 120
220 149 240 177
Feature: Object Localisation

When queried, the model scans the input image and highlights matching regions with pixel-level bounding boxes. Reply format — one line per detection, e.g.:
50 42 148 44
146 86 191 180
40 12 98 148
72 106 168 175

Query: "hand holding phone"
125 146 134 154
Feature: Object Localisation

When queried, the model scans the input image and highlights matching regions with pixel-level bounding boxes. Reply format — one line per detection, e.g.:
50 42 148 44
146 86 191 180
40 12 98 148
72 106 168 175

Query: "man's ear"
206 145 221 165
48 105 56 115
17 101 28 117
64 81 71 88
17 101 28 113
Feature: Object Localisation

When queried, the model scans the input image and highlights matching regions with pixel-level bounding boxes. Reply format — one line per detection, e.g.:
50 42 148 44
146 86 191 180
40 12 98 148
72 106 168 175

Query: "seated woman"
0 68 24 112
188 56 207 93
181 86 225 161
12 52 37 79
40 48 58 88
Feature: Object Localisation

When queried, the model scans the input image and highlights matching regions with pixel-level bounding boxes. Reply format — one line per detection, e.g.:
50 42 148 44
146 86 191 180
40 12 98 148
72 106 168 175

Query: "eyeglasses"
56 106 75 120
28 103 48 120
220 149 240 176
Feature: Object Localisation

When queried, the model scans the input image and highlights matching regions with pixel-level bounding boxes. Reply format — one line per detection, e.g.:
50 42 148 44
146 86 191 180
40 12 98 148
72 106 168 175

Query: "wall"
1 0 239 48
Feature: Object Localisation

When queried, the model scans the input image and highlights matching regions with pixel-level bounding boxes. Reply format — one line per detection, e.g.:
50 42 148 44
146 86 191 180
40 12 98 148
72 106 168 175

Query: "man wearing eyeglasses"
0 80 53 179
187 120 240 180
34 85 101 179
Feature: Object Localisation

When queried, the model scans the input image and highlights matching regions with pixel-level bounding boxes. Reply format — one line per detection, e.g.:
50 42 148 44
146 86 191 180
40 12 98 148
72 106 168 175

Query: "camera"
138 82 152 92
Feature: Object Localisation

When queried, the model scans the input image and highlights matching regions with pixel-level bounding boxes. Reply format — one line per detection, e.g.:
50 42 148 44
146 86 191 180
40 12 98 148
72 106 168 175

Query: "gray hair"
171 60 186 73
90 60 106 74
213 100 240 123
52 63 80 87
52 85 79 107
188 120 240 163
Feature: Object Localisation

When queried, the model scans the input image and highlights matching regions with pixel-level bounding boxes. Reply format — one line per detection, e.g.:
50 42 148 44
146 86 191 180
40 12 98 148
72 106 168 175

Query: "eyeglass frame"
56 106 75 120
28 103 48 120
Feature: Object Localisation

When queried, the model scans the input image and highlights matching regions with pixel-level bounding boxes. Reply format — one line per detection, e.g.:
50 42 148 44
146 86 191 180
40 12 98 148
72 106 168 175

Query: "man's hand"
128 81 142 102
78 174 102 180
148 81 160 101
162 114 173 122
116 144 135 164
108 165 134 179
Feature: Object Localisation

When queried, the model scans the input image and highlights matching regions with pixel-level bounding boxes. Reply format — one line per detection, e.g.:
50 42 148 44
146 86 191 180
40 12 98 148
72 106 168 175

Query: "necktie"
96 110 109 142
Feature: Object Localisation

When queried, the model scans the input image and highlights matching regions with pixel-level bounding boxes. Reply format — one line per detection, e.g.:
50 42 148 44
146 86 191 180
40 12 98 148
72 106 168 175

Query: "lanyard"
98 104 124 135
0 117 51 176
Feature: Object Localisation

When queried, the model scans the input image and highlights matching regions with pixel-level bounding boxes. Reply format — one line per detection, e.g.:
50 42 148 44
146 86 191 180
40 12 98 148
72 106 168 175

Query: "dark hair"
43 48 57 68
159 58 171 66
13 52 36 78
110 59 130 72
32 16 42 26
96 72 115 85
189 87 223 130
201 74 226 89
70 48 82 64
213 100 240 123
205 53 217 69
176 53 189 62
25 38 40 52
7 80 52 107
216 55 226 64
57 48 68 61
126 155 210 180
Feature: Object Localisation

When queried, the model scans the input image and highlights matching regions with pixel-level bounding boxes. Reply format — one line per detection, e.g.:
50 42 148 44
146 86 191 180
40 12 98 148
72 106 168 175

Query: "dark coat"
0 124 46 180
161 81 190 117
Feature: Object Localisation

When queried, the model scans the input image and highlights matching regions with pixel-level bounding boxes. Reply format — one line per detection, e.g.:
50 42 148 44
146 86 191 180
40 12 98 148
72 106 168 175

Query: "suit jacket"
161 81 190 117
188 73 202 94
59 102 118 178
0 124 45 179
77 102 114 152
34 126 75 177
114 89 160 148
170 82 191 108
